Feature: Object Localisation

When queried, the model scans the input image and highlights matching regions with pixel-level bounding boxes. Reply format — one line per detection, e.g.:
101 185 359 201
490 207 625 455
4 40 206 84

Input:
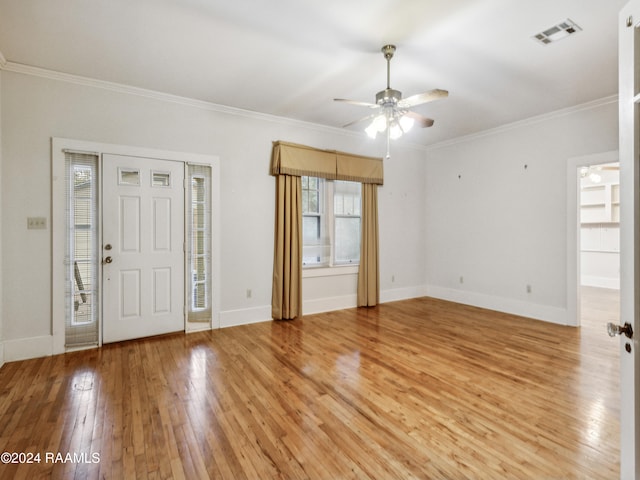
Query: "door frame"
566 150 619 327
618 1 640 476
52 137 221 353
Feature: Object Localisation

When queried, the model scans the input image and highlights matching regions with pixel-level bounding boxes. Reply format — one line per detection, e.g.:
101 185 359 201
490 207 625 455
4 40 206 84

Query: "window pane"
302 177 328 267
302 176 322 214
303 244 330 266
309 189 319 213
152 172 171 187
335 217 361 264
303 216 320 243
119 168 140 185
334 181 361 216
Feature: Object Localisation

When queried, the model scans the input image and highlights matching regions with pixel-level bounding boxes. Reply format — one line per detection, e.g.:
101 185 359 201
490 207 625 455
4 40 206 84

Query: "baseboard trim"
217 285 429 327
425 285 568 325
381 285 428 303
219 305 272 329
303 295 357 315
3 335 53 362
581 277 620 290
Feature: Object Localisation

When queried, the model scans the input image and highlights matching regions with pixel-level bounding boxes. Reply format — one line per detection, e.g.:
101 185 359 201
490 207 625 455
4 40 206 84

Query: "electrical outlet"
459 276 464 284
246 289 252 299
27 217 47 230
526 284 532 294
391 275 395 283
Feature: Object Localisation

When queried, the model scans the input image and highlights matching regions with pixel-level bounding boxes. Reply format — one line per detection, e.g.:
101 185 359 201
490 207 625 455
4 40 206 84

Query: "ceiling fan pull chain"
386 128 391 160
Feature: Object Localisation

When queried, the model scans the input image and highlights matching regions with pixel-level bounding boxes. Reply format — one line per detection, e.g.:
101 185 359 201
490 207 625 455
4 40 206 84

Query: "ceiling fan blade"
334 98 379 108
399 89 448 108
342 112 379 128
404 111 434 128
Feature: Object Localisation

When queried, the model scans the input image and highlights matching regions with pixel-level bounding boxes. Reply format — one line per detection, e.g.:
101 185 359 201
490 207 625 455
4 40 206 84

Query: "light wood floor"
0 291 620 479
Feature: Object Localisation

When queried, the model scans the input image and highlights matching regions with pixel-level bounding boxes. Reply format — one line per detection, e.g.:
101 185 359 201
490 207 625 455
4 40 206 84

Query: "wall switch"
459 276 464 284
246 289 252 299
391 275 395 283
526 284 532 293
27 217 47 229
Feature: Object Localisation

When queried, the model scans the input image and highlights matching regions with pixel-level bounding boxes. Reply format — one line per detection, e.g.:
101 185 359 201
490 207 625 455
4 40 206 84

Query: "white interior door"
618 2 640 477
102 154 185 343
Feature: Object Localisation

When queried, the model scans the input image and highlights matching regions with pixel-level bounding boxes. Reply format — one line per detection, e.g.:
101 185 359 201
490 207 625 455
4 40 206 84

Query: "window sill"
302 264 359 278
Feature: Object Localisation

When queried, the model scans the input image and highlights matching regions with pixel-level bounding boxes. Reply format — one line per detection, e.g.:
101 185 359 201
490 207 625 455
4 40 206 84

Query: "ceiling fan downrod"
382 44 396 89
377 45 402 107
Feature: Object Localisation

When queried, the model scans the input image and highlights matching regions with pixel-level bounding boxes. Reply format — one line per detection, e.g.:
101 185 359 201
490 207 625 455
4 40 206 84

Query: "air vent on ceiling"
532 19 582 45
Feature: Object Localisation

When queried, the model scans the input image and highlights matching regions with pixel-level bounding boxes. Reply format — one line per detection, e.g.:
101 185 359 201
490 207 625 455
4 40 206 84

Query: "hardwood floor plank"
0 292 619 479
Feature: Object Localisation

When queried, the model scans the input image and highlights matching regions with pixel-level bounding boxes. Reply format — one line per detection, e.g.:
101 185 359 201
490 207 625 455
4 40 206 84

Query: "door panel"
618 2 640 477
102 154 185 343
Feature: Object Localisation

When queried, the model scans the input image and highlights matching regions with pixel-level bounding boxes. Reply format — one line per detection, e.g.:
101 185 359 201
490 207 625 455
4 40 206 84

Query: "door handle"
607 322 633 339
103 256 113 264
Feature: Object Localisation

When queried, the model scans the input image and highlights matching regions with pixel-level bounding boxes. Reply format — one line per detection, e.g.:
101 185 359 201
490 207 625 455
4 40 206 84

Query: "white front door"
618 2 640 477
102 154 185 343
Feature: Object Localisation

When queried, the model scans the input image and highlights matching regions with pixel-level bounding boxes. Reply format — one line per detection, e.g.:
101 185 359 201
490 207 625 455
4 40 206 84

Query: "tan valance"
271 141 383 185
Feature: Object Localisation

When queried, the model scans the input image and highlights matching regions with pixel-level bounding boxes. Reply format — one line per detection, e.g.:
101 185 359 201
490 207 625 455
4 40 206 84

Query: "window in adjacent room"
302 176 361 267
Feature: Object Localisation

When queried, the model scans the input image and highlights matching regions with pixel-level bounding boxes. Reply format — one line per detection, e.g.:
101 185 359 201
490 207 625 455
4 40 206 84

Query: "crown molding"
1 57 612 156
426 95 618 151
1 60 305 123
0 59 379 142
0 59 430 155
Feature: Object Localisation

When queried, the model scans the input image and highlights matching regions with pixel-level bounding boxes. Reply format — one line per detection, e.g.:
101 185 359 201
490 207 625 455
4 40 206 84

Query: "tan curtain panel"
357 183 380 307
271 141 383 184
272 175 303 320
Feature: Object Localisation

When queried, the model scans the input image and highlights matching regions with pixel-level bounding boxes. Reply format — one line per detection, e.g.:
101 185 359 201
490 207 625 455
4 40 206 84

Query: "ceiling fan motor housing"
376 88 402 106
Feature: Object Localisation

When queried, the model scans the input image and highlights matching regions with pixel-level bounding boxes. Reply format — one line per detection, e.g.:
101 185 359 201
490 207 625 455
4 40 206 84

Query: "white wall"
0 69 427 360
425 100 618 324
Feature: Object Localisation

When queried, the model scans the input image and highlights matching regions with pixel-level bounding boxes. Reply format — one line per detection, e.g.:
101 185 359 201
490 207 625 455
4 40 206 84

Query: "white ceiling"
0 0 628 146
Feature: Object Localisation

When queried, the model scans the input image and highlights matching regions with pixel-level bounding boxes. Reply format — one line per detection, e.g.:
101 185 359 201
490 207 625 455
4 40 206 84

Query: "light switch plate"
27 217 47 229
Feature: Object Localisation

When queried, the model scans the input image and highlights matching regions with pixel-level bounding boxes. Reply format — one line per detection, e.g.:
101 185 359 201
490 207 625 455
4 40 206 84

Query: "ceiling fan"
334 44 448 158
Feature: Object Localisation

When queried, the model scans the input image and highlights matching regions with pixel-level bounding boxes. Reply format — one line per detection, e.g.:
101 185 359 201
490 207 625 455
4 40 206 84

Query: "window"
65 151 99 347
333 180 362 264
187 164 212 322
302 176 361 267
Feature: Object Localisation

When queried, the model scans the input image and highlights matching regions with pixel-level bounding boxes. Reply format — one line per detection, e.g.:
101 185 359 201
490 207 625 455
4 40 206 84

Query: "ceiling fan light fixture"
365 123 378 139
389 122 403 140
373 114 387 132
399 115 415 133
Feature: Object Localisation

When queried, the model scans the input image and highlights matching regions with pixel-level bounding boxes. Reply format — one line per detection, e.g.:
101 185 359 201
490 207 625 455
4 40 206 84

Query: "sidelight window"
65 151 99 347
187 164 212 322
